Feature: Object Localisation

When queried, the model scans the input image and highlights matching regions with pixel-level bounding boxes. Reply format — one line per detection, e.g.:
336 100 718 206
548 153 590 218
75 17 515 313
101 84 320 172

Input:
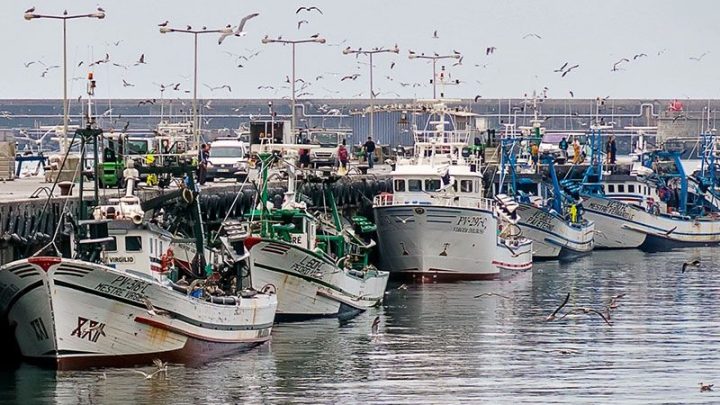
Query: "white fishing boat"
246 151 389 321
373 101 532 281
565 126 720 250
496 115 594 259
0 116 276 369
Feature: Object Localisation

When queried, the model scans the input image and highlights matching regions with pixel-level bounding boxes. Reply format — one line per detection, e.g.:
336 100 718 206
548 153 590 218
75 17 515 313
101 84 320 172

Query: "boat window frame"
628 184 635 193
125 235 143 252
105 236 117 252
460 179 473 193
424 179 441 192
408 179 422 192
608 184 615 193
394 179 406 192
618 184 625 193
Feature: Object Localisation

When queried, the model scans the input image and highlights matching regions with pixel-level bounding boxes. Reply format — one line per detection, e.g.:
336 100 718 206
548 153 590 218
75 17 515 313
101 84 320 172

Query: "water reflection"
3 248 720 403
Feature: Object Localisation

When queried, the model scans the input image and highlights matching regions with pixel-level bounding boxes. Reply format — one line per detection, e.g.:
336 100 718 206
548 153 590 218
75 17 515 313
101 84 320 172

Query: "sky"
1 0 719 100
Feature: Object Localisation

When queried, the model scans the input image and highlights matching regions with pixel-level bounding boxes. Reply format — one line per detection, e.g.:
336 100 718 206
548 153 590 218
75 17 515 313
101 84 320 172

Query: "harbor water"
2 248 719 404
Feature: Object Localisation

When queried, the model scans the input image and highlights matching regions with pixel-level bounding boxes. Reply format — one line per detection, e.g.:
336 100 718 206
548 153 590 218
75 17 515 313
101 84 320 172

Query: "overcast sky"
1 0 718 100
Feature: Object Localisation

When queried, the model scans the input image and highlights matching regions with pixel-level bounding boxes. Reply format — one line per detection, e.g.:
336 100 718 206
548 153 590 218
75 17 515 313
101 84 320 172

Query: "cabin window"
394 179 406 192
160 241 164 254
150 239 154 255
106 237 117 252
408 179 422 191
425 179 441 191
608 185 615 193
628 184 635 193
125 236 142 252
460 180 473 193
618 184 625 193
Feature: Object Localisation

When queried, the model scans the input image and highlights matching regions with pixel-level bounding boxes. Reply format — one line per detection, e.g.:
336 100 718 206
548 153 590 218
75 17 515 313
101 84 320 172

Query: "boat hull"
373 205 532 281
248 240 389 321
515 203 595 259
582 195 720 250
0 257 276 370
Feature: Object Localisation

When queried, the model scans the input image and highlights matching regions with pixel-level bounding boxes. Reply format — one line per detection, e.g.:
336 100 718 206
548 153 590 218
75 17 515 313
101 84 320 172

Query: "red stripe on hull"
492 260 533 270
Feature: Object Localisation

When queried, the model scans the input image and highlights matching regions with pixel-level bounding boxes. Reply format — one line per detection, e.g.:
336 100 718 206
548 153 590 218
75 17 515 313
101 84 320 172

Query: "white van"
207 138 249 182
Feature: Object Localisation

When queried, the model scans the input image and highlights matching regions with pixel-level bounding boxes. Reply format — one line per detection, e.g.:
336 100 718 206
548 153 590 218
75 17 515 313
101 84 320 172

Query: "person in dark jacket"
363 137 376 169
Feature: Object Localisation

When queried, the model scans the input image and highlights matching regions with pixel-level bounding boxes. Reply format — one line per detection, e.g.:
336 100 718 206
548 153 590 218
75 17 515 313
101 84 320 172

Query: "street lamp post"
24 8 106 154
342 45 400 139
160 25 233 151
408 52 462 99
261 36 326 138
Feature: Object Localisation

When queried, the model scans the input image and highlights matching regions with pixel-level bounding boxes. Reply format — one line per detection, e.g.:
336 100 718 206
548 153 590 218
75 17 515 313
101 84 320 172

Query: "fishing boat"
373 101 532 281
497 116 594 259
246 150 389 321
563 125 720 250
0 94 276 369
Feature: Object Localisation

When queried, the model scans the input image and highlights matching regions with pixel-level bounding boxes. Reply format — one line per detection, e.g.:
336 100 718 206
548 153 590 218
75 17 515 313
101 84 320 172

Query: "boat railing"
373 193 496 211
413 129 472 146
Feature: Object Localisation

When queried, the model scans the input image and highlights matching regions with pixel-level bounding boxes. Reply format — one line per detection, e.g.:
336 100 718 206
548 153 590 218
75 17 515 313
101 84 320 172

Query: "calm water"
2 248 720 404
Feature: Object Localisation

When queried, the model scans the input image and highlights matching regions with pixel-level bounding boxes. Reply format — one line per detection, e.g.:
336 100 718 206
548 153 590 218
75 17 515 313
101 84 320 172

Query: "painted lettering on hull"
587 199 634 220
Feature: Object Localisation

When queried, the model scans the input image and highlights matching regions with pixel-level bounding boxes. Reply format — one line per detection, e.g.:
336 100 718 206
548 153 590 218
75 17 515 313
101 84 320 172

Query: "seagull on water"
700 382 714 392
560 307 613 326
682 258 701 273
474 292 511 299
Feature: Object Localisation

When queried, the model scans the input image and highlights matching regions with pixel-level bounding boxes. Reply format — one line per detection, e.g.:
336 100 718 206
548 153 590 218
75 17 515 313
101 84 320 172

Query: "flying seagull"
234 12 260 36
296 6 323 14
560 307 613 326
633 53 648 60
473 292 511 299
142 297 168 316
569 90 574 98
122 79 134 87
158 20 168 27
486 46 496 55
297 20 308 30
474 95 481 102
135 54 146 65
554 62 568 72
689 52 709 61
523 33 542 39
611 58 630 71
432 30 439 39
682 258 701 273
371 316 380 336
561 64 579 77
545 293 570 321
25 6 35 13
340 73 360 81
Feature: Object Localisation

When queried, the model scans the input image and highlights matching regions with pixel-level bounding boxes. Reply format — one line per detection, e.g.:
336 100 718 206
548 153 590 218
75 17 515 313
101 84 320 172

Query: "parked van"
207 138 249 182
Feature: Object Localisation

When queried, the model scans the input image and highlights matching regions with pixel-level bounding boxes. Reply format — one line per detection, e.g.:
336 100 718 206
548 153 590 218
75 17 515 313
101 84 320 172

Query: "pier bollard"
58 181 74 196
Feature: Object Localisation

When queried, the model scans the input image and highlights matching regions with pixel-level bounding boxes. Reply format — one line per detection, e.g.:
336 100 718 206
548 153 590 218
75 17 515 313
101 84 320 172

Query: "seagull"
25 6 35 13
371 316 380 336
474 292 511 299
689 52 708 61
97 372 107 382
40 65 60 78
632 53 647 60
474 95 482 102
297 20 308 29
486 46 496 55
138 99 155 106
682 258 701 273
233 12 260 37
135 54 146 65
23 61 37 68
607 293 626 309
569 90 574 98
341 73 360 81
561 64 579 78
204 84 232 92
158 20 168 27
554 62 569 72
700 382 714 392
560 307 613 326
545 293 570 321
453 56 463 66
122 79 134 87
296 6 323 14
396 284 408 290
611 58 630 71
432 30 439 39
142 297 169 316
522 33 542 39
204 100 213 110
133 368 165 380
97 6 105 12
186 25 192 30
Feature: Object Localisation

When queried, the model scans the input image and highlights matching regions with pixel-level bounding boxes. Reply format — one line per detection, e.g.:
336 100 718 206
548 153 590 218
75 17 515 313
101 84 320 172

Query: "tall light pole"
24 8 106 153
160 25 233 151
342 45 399 139
261 36 326 137
408 52 461 99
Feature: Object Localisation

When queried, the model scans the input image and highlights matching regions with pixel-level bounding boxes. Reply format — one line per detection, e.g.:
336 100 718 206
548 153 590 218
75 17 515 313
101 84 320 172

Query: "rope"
32 134 85 257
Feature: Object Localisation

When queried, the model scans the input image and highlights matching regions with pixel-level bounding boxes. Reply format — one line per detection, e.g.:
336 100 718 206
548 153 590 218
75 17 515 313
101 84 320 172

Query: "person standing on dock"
363 137 376 169
609 136 617 164
198 144 210 185
559 137 568 160
572 140 582 164
530 142 539 171
338 141 349 171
